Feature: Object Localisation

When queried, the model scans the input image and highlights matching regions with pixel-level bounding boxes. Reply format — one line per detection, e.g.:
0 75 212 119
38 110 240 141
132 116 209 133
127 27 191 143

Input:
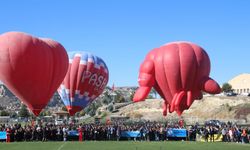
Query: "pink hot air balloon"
133 41 221 116
0 32 68 116
58 51 109 116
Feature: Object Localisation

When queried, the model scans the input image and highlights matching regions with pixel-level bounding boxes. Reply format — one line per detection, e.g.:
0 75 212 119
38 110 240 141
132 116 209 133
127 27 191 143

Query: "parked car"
226 92 237 96
241 93 250 96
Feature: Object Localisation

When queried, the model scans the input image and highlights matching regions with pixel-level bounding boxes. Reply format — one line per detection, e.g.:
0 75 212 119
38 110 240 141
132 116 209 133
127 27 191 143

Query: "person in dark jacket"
204 127 209 142
209 126 215 142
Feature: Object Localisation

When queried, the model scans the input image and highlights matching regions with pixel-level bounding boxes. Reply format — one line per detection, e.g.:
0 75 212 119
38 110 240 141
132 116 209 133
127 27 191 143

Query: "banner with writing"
0 131 6 140
120 131 141 138
67 130 79 136
196 134 222 142
166 128 187 138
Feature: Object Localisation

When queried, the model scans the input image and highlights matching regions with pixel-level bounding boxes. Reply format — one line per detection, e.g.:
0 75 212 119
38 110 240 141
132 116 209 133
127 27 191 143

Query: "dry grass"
113 96 250 123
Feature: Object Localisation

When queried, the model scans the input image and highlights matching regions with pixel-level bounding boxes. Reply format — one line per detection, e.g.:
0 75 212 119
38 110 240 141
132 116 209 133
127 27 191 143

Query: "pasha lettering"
81 71 107 89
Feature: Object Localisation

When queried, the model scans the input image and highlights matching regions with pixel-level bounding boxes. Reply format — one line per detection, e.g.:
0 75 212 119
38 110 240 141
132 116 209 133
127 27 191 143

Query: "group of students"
197 124 250 143
0 121 249 143
0 121 184 142
221 126 249 143
1 123 68 142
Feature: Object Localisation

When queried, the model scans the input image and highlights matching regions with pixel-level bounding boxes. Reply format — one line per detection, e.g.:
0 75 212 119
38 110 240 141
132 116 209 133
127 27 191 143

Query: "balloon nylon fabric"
133 41 221 116
0 32 68 116
58 52 109 116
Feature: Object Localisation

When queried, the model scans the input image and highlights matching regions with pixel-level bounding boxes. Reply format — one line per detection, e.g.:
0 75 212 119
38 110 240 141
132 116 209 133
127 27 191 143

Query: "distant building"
53 110 69 120
228 73 250 94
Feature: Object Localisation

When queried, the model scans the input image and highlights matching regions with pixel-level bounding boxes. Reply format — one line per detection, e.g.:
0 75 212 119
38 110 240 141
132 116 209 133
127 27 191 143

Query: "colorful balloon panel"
133 41 221 116
58 51 109 116
0 32 68 116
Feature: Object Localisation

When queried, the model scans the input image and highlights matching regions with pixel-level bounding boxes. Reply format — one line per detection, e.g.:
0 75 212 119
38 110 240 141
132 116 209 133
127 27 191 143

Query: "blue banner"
121 131 141 138
67 130 79 136
0 131 6 140
166 129 187 138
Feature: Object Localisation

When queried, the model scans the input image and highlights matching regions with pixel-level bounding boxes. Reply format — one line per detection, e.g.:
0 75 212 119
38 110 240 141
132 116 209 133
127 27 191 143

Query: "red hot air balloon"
58 51 109 116
133 41 221 116
0 32 68 116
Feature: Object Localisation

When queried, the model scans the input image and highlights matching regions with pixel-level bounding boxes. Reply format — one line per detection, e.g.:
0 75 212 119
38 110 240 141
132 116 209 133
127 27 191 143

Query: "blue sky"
0 0 249 87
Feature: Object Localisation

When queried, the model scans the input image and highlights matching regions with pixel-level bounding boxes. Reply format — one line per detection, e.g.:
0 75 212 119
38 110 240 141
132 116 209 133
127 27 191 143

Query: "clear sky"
0 0 249 87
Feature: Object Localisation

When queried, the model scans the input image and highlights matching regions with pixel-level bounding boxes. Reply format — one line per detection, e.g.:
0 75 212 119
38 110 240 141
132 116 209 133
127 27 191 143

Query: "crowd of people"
190 121 250 143
1 122 168 142
0 121 249 144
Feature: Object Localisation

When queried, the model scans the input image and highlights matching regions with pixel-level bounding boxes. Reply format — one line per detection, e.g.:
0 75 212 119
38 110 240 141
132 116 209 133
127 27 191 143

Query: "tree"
151 88 158 98
61 106 67 111
45 111 52 116
10 111 18 118
102 97 110 105
107 104 114 112
85 102 100 117
0 110 9 116
222 83 232 92
114 91 125 103
19 104 30 118
39 111 46 117
102 91 113 105
130 91 135 101
147 94 154 99
79 110 85 116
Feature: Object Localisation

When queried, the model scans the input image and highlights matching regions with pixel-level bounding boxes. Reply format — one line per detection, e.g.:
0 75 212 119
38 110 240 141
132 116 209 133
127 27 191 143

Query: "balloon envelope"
133 41 221 116
0 32 69 116
58 51 109 116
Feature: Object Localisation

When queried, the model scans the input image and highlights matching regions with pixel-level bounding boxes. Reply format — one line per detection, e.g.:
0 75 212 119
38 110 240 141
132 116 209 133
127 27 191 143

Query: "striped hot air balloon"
58 51 109 116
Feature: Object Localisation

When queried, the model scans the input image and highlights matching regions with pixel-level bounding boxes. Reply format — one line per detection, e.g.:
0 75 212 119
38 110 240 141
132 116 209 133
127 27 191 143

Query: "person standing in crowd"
204 127 209 142
209 126 215 142
25 126 32 141
37 126 43 141
31 126 37 141
107 126 112 140
235 127 241 143
42 126 47 142
159 125 164 141
56 126 62 141
139 126 144 141
78 125 83 141
52 126 57 141
93 127 97 141
221 127 227 142
10 126 15 142
228 128 233 142
241 128 247 144
144 126 149 141
63 126 67 141
116 126 120 141
188 126 194 141
178 119 184 128
155 127 159 141
6 127 11 143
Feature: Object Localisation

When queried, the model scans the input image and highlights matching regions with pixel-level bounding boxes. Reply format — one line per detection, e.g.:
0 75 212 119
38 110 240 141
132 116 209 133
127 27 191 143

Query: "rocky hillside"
1 83 250 125
0 84 135 113
112 96 250 124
